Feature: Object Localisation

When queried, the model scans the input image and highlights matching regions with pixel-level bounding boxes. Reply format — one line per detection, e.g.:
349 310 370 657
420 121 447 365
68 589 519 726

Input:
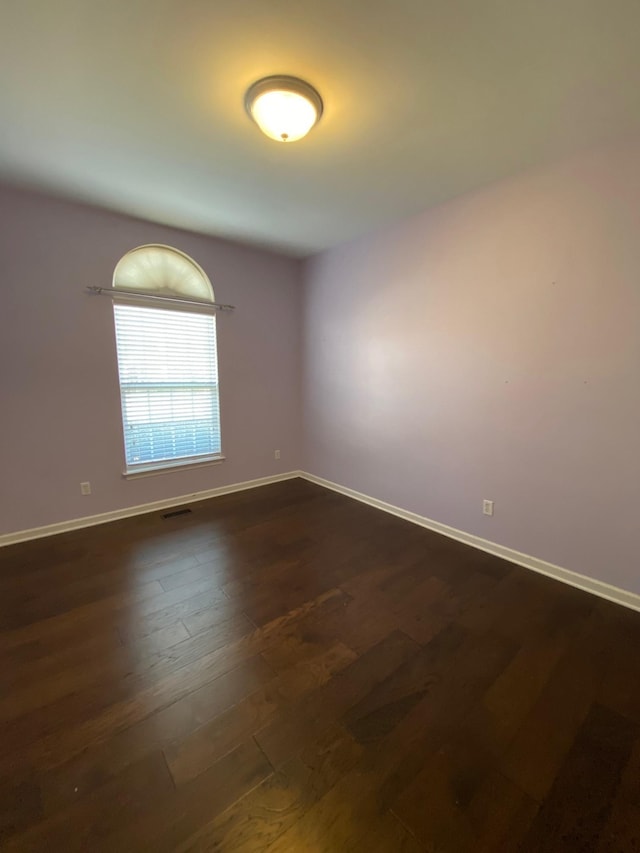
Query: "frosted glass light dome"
245 76 323 142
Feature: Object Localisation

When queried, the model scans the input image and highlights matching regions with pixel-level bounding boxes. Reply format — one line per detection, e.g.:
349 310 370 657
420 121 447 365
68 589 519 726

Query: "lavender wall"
302 144 640 595
0 186 302 536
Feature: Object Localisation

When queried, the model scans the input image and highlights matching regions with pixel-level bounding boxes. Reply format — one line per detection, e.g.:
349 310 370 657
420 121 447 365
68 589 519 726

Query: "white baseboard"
300 471 640 614
0 471 303 547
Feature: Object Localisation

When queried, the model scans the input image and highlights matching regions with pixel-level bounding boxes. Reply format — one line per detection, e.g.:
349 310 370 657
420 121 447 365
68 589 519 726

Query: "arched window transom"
113 244 214 302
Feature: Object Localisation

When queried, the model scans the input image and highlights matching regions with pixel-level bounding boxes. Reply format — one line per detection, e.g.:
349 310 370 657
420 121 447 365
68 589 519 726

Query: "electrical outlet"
482 499 494 516
274 450 281 460
80 482 91 495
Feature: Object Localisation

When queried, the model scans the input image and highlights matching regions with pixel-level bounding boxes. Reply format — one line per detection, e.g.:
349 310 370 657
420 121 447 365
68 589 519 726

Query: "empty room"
1 1 639 850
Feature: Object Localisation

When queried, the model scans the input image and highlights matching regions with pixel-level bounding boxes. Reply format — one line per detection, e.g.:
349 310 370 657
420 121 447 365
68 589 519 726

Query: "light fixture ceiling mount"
245 75 323 143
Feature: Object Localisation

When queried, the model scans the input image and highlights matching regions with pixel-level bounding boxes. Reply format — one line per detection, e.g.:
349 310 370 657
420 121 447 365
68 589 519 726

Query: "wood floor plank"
343 623 468 744
259 765 376 852
4 751 175 852
0 610 258 762
0 773 43 843
350 811 426 853
165 687 282 787
518 704 638 852
104 739 272 851
499 611 609 802
595 736 640 853
2 588 348 775
0 576 226 652
36 655 273 817
165 640 357 787
254 629 420 767
271 640 358 702
1 478 639 850
368 627 519 814
175 724 362 852
465 769 539 853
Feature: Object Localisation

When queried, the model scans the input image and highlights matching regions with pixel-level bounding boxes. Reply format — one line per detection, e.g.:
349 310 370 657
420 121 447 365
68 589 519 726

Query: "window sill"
122 455 226 480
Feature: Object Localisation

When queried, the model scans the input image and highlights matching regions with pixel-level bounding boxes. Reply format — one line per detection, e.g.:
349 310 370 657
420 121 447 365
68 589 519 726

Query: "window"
112 245 222 476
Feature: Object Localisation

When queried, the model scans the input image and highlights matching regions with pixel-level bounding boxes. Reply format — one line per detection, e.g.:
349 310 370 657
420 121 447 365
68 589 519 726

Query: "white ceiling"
1 0 640 255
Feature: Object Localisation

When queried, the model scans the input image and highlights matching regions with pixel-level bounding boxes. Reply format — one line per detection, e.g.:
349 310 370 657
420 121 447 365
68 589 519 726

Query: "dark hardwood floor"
1 478 639 851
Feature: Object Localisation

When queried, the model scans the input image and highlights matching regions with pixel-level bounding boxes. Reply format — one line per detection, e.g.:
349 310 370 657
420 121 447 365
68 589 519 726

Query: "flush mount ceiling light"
245 75 323 142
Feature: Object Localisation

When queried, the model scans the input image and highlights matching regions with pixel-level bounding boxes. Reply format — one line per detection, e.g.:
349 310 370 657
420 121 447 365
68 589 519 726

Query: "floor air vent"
161 508 192 519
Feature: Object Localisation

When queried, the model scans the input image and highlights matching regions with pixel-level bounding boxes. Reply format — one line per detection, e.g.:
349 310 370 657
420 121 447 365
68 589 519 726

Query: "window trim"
122 453 226 479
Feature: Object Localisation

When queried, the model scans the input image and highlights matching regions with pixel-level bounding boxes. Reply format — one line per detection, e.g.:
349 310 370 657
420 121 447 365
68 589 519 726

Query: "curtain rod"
85 285 235 311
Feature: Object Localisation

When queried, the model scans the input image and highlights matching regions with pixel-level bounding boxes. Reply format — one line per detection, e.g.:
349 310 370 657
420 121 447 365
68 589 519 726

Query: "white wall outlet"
274 450 281 460
482 499 494 516
80 482 91 495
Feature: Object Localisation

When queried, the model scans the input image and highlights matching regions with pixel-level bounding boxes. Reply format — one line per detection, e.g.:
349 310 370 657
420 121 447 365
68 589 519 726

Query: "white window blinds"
113 303 222 471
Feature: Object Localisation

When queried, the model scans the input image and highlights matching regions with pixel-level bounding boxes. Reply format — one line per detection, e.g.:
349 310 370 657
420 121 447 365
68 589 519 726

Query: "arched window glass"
113 244 214 302
112 245 222 475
